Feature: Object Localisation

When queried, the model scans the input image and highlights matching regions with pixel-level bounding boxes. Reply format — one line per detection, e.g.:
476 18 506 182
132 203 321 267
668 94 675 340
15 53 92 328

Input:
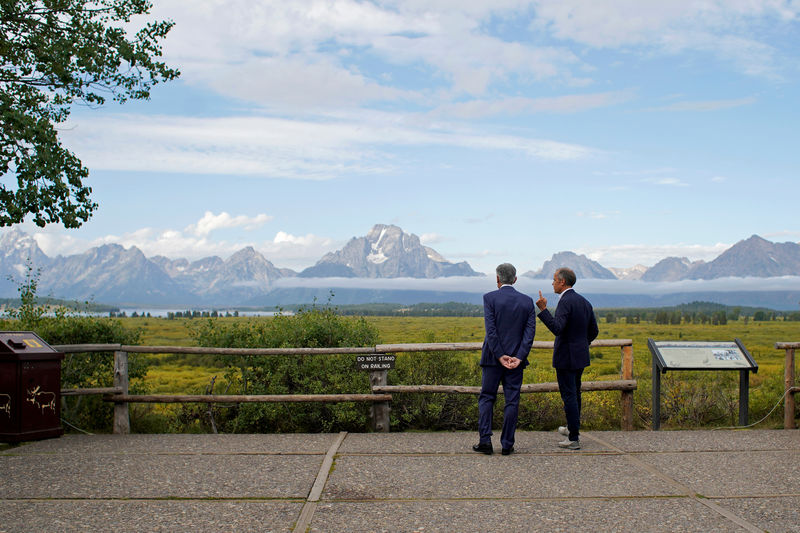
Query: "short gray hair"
496 263 516 285
555 267 576 287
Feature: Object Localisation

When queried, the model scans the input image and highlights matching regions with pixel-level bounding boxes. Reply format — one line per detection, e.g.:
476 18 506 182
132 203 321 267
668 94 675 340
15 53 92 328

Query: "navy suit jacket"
480 285 536 368
537 289 599 370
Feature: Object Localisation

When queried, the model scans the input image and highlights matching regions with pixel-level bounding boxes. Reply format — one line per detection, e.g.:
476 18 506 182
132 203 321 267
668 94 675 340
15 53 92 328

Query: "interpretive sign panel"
648 338 758 430
356 354 396 371
649 340 758 371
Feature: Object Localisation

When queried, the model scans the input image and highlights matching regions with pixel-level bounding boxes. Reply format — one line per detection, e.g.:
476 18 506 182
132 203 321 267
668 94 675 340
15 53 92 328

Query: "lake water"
115 309 288 318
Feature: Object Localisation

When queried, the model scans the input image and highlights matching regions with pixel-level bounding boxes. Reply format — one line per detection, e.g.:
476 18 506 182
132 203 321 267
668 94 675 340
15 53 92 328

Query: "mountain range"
0 224 480 305
298 224 480 278
1 225 799 307
521 235 800 282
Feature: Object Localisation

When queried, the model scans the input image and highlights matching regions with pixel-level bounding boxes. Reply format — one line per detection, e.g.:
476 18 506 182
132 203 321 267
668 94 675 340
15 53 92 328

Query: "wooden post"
786 348 796 430
113 351 130 434
620 344 634 431
369 369 390 432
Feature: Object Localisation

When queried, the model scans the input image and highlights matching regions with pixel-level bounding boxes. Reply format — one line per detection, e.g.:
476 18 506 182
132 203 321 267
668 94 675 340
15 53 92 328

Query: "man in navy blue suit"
473 263 536 456
536 267 598 450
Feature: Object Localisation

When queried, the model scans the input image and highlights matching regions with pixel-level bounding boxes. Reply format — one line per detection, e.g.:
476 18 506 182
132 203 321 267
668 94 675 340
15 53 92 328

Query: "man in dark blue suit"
536 267 598 450
473 263 536 456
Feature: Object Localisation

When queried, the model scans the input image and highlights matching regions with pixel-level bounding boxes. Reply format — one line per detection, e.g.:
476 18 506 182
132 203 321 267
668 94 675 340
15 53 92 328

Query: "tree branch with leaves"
0 0 179 227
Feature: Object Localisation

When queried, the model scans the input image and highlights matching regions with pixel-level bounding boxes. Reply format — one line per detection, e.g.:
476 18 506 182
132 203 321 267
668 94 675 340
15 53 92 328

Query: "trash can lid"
0 331 58 355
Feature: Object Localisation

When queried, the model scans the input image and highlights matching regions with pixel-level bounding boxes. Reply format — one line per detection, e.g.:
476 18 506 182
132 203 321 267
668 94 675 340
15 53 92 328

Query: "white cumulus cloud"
186 211 273 237
420 233 444 244
60 112 595 179
530 0 797 78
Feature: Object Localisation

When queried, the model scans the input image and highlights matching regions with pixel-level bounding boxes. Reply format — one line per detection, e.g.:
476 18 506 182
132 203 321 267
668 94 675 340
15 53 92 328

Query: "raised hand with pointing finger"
536 290 547 311
536 268 599 451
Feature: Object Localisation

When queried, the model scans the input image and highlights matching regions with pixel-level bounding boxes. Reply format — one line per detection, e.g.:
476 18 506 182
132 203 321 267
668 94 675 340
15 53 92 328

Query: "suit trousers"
556 367 584 441
478 364 524 450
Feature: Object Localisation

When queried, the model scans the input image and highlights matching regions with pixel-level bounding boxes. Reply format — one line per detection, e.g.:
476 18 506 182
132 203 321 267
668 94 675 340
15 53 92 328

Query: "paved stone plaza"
1 430 798 532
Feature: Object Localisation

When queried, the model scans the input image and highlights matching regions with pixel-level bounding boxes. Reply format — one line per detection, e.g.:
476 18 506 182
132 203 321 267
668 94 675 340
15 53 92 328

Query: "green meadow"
122 315 798 431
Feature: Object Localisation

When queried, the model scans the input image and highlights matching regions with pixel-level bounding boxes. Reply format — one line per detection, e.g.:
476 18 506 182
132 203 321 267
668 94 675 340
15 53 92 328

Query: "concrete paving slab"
0 453 319 499
3 431 797 532
714 496 800 533
309 498 745 533
0 500 302 533
593 429 800 453
644 450 800 497
323 454 683 500
0 433 336 455
340 430 616 454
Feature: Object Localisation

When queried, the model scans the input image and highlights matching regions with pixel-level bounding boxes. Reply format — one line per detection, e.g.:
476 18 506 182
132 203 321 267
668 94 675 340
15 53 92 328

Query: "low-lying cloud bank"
269 276 800 310
274 275 800 294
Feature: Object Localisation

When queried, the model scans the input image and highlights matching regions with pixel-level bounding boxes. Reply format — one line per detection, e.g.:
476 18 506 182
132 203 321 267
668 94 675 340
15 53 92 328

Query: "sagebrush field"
120 315 797 432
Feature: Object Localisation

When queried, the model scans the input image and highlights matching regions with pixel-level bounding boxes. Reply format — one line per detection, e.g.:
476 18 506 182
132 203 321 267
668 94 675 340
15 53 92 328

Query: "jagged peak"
367 223 399 240
303 224 479 278
227 246 269 263
91 243 147 258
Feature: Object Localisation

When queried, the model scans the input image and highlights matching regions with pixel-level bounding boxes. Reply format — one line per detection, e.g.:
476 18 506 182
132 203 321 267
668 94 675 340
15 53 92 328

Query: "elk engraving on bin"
0 393 11 418
26 386 56 414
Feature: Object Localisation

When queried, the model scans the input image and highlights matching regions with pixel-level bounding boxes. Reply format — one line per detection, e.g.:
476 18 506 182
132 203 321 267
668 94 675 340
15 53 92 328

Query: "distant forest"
324 301 800 321
162 300 797 321
0 297 118 314
598 301 800 324
4 298 797 323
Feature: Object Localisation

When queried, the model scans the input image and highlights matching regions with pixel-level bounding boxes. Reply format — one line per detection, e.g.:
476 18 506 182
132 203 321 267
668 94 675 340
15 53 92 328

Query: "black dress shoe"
501 447 514 455
472 443 493 455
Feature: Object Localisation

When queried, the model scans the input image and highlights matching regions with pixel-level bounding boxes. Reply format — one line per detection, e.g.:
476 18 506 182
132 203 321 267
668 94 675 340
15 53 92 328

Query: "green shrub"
389 350 480 431
2 264 143 432
187 304 380 432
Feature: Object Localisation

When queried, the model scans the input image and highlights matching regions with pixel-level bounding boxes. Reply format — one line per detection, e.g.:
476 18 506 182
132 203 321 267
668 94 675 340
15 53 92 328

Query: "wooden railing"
54 339 635 433
775 342 799 429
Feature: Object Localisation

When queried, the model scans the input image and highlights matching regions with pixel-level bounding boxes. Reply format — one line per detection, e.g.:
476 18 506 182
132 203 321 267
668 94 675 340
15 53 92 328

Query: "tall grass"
119 315 797 432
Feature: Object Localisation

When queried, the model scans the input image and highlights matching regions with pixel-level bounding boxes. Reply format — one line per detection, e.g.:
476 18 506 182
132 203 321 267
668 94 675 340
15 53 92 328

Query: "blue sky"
15 0 800 275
